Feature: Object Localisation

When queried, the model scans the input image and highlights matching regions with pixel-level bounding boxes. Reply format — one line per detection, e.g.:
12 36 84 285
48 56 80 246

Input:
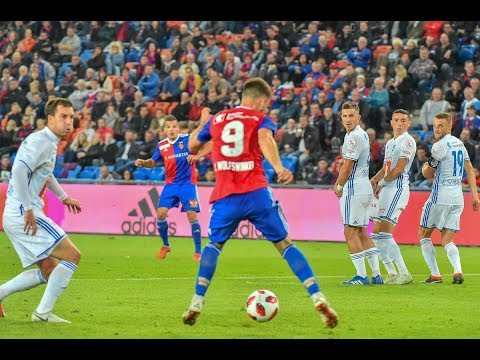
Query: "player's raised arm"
189 107 211 153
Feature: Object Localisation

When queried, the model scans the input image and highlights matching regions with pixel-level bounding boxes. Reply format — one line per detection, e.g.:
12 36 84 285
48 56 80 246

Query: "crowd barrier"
0 183 478 246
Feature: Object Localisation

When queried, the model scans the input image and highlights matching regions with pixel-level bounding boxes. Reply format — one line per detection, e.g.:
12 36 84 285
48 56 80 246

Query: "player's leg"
180 184 202 260
340 194 371 285
441 205 464 284
249 188 337 328
419 202 444 283
0 210 53 317
156 185 178 259
371 219 398 280
183 195 240 325
156 207 171 259
32 234 81 323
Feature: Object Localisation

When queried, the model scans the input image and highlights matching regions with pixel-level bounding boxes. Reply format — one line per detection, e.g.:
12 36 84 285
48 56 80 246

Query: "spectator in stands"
64 131 90 164
366 77 390 134
160 68 182 102
56 25 81 64
105 41 124 76
87 45 106 72
346 36 371 72
137 129 157 160
180 66 202 96
114 129 140 176
97 164 114 182
68 79 89 111
307 158 335 185
138 64 160 102
409 144 432 189
278 118 300 156
408 46 436 105
419 87 450 132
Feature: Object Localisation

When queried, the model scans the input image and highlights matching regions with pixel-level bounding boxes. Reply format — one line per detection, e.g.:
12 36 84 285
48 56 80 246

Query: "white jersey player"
334 102 381 286
371 109 416 284
419 112 480 285
0 98 82 323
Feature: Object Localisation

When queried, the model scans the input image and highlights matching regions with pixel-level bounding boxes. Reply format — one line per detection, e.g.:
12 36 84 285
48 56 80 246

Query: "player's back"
6 128 58 209
208 106 269 202
430 134 468 205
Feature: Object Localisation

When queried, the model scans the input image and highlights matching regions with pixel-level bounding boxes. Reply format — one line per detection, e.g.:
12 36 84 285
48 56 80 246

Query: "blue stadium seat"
80 49 94 63
458 44 477 64
264 169 275 183
149 167 166 181
281 156 298 173
133 167 151 180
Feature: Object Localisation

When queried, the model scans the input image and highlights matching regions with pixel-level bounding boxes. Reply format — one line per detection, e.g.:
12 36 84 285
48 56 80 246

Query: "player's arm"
421 160 437 179
258 127 293 185
464 159 480 211
334 158 355 197
187 141 213 164
189 107 212 153
376 158 408 188
370 163 386 187
47 175 81 214
11 161 37 235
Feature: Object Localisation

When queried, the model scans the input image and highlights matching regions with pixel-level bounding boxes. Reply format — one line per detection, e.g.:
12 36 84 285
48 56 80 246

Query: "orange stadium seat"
155 101 171 114
125 62 138 70
168 102 179 115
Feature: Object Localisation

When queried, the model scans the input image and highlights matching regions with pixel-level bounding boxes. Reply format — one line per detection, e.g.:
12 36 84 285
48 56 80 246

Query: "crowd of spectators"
1 20 480 187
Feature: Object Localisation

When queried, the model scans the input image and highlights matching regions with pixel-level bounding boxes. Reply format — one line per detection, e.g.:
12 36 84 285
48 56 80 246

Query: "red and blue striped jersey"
152 133 196 185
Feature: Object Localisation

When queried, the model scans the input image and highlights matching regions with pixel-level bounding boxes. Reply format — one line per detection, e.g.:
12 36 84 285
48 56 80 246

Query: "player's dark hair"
435 112 452 125
341 101 359 113
163 115 178 128
45 97 73 118
243 77 272 101
392 108 410 118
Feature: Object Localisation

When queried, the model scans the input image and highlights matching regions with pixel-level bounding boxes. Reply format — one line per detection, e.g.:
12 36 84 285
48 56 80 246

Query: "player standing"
418 112 480 284
135 115 211 261
0 98 82 323
334 101 382 285
182 77 338 328
370 109 416 284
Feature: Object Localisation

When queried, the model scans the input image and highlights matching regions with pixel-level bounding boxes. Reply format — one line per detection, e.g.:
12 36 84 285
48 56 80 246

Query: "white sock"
350 252 367 278
374 233 398 275
35 260 77 315
445 242 462 274
0 269 45 302
363 247 380 277
383 233 410 275
420 238 441 277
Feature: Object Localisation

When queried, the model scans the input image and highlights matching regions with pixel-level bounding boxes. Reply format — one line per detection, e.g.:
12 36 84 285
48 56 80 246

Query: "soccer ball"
246 289 279 322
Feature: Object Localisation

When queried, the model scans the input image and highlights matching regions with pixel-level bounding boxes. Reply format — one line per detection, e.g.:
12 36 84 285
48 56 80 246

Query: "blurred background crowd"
0 20 479 189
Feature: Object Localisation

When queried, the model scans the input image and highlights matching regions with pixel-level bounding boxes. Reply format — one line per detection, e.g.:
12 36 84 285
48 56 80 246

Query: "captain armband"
427 156 439 168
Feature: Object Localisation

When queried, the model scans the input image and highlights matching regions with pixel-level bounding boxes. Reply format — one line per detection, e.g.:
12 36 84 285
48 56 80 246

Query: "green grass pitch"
1 233 479 339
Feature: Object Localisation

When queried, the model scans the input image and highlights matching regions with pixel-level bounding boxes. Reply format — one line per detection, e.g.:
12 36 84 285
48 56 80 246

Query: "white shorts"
378 187 410 225
340 193 373 227
3 204 67 268
369 196 380 223
420 201 463 232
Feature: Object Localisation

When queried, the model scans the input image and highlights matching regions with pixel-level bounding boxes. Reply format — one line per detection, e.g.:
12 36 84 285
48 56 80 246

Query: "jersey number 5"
221 121 244 157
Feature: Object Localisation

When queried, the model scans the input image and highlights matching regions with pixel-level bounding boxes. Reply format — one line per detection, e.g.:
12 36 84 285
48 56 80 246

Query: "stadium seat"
149 167 166 181
79 49 93 63
133 167 151 180
264 168 275 183
281 156 298 173
458 44 477 64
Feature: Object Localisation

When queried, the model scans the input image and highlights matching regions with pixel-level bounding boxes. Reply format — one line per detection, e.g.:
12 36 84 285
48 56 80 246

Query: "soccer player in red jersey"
181 77 338 328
